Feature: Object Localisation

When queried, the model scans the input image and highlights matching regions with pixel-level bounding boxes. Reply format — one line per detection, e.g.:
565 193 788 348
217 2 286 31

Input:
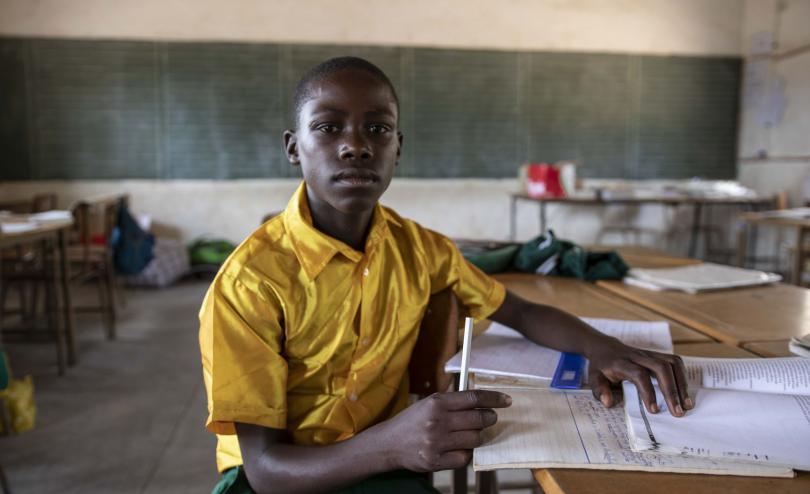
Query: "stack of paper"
444 318 673 382
0 221 39 234
624 263 781 293
29 210 73 222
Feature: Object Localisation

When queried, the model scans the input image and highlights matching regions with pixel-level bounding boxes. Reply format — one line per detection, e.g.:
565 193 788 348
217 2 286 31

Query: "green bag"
513 231 629 281
189 239 236 266
463 244 520 274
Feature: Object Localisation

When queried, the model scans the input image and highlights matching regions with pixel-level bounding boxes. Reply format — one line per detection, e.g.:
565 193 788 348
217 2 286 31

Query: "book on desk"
448 320 810 477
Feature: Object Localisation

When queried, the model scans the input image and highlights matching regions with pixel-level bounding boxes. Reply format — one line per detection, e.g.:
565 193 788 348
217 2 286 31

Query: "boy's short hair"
292 56 400 128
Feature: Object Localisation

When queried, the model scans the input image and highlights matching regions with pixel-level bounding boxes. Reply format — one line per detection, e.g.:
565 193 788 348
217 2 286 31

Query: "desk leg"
688 203 703 258
540 202 547 234
58 230 76 367
509 196 517 241
45 237 66 376
736 220 748 268
794 226 809 286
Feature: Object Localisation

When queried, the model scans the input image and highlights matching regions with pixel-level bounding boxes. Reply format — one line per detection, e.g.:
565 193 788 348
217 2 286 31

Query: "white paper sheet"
623 383 810 471
628 263 781 293
444 318 673 380
0 221 38 234
683 357 810 396
473 387 793 477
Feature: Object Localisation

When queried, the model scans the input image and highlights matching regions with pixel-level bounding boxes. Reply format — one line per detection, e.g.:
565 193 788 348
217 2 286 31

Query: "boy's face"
284 69 402 215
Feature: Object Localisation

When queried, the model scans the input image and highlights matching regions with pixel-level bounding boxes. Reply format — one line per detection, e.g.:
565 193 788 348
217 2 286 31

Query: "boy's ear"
283 130 300 165
396 131 404 165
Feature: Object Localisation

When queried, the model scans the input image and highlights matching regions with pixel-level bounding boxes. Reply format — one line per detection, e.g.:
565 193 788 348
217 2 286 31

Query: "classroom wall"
0 0 742 55
0 0 747 250
736 0 810 267
738 0 810 207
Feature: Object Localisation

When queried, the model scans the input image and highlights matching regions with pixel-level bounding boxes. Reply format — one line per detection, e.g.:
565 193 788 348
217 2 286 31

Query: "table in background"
0 217 75 374
589 245 702 269
510 193 773 258
737 209 810 285
596 280 810 346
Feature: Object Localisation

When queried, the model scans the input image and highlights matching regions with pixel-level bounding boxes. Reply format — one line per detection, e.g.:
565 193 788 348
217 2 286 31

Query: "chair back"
31 193 57 213
408 288 460 396
70 201 93 271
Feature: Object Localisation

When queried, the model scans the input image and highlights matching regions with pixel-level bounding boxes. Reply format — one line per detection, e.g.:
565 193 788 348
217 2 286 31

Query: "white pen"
458 316 475 392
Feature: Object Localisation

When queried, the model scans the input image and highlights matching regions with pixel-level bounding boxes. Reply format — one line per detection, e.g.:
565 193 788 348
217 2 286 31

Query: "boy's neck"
306 192 374 253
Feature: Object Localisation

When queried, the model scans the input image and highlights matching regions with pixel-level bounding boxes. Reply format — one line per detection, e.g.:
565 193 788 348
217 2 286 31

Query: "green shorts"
212 465 440 494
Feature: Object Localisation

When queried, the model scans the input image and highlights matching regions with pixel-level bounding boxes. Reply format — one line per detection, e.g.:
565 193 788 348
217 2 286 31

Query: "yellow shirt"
199 182 505 473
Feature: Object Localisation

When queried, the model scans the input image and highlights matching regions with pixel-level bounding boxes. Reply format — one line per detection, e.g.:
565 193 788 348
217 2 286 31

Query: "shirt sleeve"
418 228 506 321
199 272 288 435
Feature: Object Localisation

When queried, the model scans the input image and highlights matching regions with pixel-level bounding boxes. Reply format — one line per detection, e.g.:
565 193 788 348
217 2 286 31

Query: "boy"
200 57 692 494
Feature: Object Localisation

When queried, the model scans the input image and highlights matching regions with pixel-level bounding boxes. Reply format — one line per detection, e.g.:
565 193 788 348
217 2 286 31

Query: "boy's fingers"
434 450 473 471
442 430 485 452
589 372 614 408
614 360 659 414
669 354 692 409
447 409 498 431
648 352 692 409
442 390 512 411
630 354 684 417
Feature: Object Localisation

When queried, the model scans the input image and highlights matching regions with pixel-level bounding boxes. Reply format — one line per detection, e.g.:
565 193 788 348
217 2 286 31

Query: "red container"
526 163 565 198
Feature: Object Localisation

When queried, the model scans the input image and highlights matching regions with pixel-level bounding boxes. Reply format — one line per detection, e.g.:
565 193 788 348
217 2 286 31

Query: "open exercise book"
444 318 673 382
472 386 792 477
624 357 810 471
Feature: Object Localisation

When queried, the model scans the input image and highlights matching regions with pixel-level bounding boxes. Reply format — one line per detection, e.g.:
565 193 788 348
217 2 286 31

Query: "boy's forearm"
490 290 622 358
238 421 397 494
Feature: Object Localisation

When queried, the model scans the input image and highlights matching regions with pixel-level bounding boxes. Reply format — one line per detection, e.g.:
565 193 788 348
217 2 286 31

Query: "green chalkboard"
0 37 741 180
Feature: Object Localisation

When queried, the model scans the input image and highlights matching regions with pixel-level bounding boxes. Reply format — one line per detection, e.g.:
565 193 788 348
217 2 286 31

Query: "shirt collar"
283 182 400 281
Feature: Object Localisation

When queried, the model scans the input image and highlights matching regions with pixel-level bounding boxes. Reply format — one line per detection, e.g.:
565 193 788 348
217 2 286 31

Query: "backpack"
113 203 155 275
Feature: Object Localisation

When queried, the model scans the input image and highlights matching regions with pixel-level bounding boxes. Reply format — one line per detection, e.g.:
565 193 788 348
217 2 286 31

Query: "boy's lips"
333 169 379 186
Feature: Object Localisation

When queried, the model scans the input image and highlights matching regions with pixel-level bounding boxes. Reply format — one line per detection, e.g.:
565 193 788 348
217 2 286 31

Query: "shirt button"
363 267 369 277
348 393 358 401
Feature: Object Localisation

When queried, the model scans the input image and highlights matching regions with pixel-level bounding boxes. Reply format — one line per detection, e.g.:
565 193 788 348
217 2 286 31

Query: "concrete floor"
0 280 537 493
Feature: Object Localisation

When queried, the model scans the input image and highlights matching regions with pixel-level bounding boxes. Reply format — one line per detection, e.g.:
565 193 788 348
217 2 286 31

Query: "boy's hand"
381 390 512 472
587 341 693 417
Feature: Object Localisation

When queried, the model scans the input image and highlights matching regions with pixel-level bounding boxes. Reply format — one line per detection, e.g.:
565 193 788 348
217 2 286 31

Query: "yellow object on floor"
0 375 37 434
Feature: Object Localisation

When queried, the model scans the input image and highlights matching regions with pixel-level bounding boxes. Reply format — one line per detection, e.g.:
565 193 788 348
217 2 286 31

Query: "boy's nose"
338 134 373 161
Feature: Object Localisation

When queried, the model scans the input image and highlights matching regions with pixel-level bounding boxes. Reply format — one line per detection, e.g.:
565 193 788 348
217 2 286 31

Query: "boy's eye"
368 124 391 134
316 123 339 133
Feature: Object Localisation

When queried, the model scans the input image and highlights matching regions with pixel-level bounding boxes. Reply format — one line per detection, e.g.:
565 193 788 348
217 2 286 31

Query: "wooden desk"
495 274 711 343
534 341 808 493
589 245 702 269
596 280 810 345
536 468 810 494
510 193 773 257
742 340 794 357
737 209 810 285
675 342 756 358
0 217 75 374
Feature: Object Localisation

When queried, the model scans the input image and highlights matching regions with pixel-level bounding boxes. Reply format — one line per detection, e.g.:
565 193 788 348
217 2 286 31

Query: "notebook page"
581 317 673 353
623 382 810 470
682 357 810 396
473 387 792 477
